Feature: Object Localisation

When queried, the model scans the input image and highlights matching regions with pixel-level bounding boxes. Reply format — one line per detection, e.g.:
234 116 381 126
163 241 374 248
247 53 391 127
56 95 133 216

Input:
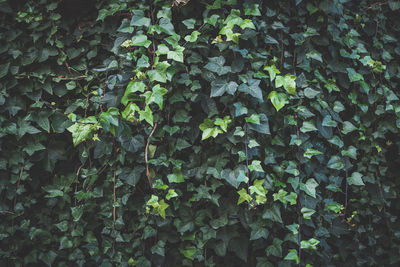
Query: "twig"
113 169 116 223
336 125 349 215
145 123 158 189
244 122 250 195
0 210 14 215
364 1 388 10
295 114 301 266
13 166 24 210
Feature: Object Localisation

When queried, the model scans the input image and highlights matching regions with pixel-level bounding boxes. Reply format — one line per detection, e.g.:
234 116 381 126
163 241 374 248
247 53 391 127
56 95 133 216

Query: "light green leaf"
237 188 252 204
138 105 153 126
268 91 288 111
301 207 315 219
300 121 317 133
264 65 280 82
304 148 323 159
167 45 184 63
248 160 264 172
283 74 296 95
284 249 299 264
184 31 201 42
348 172 364 186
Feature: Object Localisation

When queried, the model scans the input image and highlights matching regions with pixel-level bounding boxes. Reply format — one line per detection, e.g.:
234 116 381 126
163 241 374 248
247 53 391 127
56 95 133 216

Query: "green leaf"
300 121 317 133
210 79 238 97
237 188 252 204
346 68 364 82
248 160 264 172
244 4 261 16
304 87 320 99
341 146 357 159
204 56 231 75
248 114 270 134
245 114 260 124
284 249 299 264
322 115 337 127
214 116 231 132
0 62 10 78
166 189 178 200
71 206 83 222
238 79 263 100
59 236 73 250
262 204 282 223
342 121 357 134
327 156 344 170
283 74 296 95
67 119 99 146
138 105 154 126
300 179 318 198
167 45 184 63
304 148 323 159
184 31 200 42
179 246 196 260
301 207 315 219
301 238 320 250
131 34 152 48
250 227 268 240
268 91 288 111
130 10 151 27
264 65 280 82
348 172 365 186
167 167 185 183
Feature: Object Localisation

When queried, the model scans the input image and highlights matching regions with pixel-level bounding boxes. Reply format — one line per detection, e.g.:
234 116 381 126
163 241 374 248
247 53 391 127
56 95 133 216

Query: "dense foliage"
1 0 400 266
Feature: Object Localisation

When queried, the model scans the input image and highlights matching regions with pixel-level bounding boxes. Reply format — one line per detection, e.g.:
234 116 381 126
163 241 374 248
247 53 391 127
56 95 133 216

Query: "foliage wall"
1 0 400 266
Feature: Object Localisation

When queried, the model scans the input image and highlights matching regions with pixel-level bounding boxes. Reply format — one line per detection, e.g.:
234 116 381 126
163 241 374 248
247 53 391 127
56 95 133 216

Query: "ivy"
1 0 400 266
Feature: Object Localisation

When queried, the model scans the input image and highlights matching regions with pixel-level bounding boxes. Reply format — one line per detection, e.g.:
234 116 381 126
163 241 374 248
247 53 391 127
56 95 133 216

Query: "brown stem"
113 169 116 223
13 166 24 211
145 123 158 189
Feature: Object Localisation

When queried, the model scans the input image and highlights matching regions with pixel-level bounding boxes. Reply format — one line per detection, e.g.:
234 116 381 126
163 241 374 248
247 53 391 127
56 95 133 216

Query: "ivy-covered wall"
1 0 400 266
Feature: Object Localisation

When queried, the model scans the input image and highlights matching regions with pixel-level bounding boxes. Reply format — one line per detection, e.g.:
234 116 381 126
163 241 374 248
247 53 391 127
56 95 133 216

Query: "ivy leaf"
301 207 316 219
300 121 317 133
131 34 152 48
341 146 357 159
167 45 184 63
327 156 344 170
184 31 200 42
283 74 296 95
284 249 299 264
300 178 318 198
346 68 364 82
238 79 263 100
248 114 270 135
245 114 260 124
342 121 357 134
348 172 365 186
237 188 252 204
204 56 231 75
67 119 98 146
262 204 283 223
268 91 288 111
180 246 196 260
304 148 323 159
210 79 238 97
138 105 154 126
301 238 320 250
130 10 151 27
264 65 280 82
248 160 264 172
